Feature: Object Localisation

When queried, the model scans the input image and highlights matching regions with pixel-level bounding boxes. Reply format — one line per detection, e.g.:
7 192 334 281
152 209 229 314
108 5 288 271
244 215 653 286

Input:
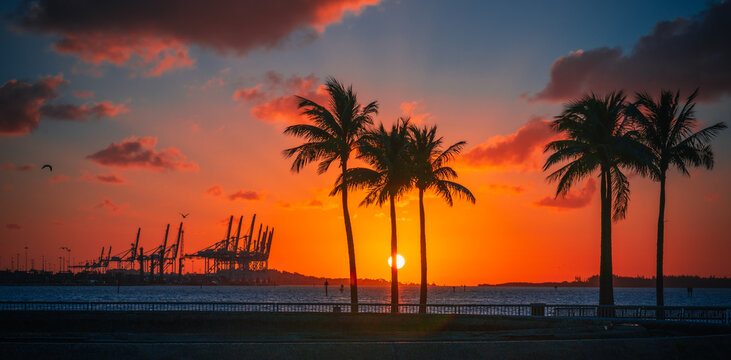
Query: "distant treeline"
267 269 404 286
479 275 731 288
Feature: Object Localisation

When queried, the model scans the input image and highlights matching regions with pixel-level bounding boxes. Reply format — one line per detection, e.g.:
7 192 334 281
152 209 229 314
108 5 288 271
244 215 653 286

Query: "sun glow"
387 254 405 269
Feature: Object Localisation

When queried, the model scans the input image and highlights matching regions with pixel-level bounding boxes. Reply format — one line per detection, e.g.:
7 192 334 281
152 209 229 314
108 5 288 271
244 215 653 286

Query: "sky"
1 0 729 285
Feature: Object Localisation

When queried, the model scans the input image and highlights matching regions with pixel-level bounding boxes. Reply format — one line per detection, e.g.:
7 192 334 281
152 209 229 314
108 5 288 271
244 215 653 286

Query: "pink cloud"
532 2 731 102
233 72 329 123
205 184 224 197
74 90 94 98
461 117 555 170
704 193 721 202
534 178 597 209
86 136 198 171
40 101 129 122
400 100 431 124
15 0 379 76
49 174 70 183
95 197 123 214
2 163 34 171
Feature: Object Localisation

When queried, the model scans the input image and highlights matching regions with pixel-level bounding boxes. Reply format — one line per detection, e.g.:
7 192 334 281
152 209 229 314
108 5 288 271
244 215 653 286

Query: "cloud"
233 71 329 123
49 174 70 183
205 184 224 197
0 75 64 135
400 100 431 124
205 184 262 201
79 171 127 184
532 2 731 102
187 67 230 91
534 178 596 209
704 193 721 202
481 183 526 194
461 117 554 170
87 136 198 171
228 190 263 201
1 75 129 136
74 90 94 98
14 0 379 76
2 163 34 171
5 223 23 231
40 101 129 122
95 197 123 214
308 199 324 207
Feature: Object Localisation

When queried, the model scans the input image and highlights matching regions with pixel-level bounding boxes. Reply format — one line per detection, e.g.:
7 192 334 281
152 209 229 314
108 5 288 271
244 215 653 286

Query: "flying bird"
179 212 190 219
41 164 52 172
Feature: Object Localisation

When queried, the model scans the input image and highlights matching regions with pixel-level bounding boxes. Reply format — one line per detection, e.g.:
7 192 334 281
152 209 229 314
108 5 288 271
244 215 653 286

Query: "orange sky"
1 0 730 285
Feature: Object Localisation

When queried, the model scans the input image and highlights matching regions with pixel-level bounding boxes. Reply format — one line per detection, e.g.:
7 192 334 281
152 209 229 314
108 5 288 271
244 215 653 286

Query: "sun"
387 254 405 269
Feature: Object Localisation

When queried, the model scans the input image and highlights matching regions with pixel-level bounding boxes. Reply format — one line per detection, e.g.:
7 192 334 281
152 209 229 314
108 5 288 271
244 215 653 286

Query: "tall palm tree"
408 124 475 314
543 92 650 308
283 77 378 313
626 89 726 312
336 118 412 313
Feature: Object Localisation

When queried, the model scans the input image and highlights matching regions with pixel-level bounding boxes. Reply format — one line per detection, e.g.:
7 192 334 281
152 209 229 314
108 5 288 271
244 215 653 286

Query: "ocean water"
0 285 729 306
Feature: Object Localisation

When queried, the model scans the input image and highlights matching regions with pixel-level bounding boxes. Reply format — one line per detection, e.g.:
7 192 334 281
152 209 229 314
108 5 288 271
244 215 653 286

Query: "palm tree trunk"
599 169 615 313
390 194 399 314
418 188 427 314
341 165 358 313
656 173 666 319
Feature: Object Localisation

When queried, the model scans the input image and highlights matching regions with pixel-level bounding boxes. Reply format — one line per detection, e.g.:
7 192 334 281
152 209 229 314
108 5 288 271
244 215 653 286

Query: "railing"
0 302 728 324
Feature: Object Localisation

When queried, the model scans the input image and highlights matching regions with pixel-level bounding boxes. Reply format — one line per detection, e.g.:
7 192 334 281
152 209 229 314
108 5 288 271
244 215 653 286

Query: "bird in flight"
179 212 190 219
41 164 52 172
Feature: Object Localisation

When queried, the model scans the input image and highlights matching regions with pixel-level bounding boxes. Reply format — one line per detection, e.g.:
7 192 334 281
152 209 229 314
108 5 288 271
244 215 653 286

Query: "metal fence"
0 301 728 323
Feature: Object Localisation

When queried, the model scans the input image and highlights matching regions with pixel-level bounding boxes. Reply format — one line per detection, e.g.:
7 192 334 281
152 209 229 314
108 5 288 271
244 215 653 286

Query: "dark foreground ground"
1 311 729 359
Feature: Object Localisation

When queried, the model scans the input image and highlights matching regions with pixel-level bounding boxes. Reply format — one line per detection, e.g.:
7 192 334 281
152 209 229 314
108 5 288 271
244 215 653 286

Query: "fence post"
530 303 545 316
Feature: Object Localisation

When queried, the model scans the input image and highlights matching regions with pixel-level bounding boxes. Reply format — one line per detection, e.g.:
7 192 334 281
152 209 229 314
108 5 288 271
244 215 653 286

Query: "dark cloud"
483 184 526 194
41 101 129 121
5 223 23 231
86 136 198 171
535 178 596 209
79 171 128 184
461 117 554 169
1 75 128 136
14 0 379 76
533 1 731 102
228 190 263 201
205 185 262 201
0 75 64 135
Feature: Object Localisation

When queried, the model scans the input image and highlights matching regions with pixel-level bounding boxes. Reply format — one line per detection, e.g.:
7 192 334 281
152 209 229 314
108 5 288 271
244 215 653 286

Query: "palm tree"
543 92 650 309
408 124 475 313
626 89 726 313
283 77 379 313
336 118 412 313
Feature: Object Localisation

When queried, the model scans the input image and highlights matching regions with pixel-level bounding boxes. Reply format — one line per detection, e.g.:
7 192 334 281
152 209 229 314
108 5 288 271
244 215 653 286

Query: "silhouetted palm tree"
408 124 475 313
283 77 378 313
337 118 412 313
626 89 726 313
543 92 650 308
